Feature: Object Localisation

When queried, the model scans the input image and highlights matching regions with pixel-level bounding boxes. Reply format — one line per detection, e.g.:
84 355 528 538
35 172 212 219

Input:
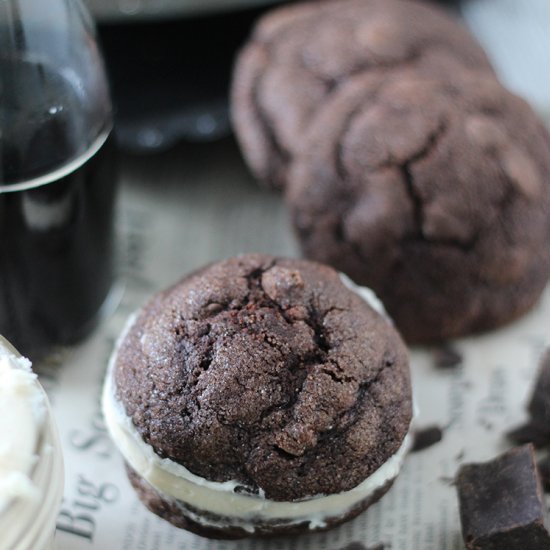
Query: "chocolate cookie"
231 0 495 190
102 254 412 538
288 69 550 343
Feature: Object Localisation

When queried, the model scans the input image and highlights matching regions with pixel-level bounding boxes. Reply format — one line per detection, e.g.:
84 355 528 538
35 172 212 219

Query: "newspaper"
31 139 550 550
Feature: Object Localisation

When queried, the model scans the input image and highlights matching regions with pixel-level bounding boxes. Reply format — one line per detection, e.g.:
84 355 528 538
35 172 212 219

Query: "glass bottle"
0 0 118 358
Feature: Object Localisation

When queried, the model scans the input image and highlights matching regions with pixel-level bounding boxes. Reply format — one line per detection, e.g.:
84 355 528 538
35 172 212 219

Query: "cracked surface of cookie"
288 70 550 343
113 254 412 501
231 0 495 190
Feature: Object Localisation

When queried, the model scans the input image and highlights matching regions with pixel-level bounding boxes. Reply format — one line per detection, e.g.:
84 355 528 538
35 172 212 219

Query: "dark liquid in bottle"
0 58 117 358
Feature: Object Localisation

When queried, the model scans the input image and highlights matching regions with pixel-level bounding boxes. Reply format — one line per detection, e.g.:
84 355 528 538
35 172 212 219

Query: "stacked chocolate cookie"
103 255 413 538
232 0 550 343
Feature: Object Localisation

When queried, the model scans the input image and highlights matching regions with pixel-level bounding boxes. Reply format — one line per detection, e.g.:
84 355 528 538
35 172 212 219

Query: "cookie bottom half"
125 463 395 540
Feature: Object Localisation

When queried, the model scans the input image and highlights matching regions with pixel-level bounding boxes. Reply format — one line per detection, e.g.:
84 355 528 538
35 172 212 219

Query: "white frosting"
103 309 411 532
0 337 64 550
0 351 43 512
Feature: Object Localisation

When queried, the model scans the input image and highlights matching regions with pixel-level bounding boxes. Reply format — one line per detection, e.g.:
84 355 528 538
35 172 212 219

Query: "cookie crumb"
338 543 385 550
411 425 444 453
433 345 463 369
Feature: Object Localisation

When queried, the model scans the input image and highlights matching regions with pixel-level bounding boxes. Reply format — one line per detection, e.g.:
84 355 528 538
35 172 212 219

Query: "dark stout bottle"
0 1 117 358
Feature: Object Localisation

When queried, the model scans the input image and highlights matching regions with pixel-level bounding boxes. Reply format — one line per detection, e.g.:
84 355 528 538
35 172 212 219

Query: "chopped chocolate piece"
538 456 550 493
338 543 384 550
411 426 444 453
338 543 367 550
457 445 550 550
508 422 550 449
507 351 550 449
528 350 550 432
433 345 463 369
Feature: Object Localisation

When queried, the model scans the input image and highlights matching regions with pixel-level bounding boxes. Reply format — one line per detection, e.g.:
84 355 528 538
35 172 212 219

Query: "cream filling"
103 276 411 532
103 373 409 530
0 337 64 550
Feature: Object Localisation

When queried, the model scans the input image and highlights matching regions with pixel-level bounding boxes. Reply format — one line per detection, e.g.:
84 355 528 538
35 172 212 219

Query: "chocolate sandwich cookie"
102 254 412 538
231 0 495 190
288 69 550 343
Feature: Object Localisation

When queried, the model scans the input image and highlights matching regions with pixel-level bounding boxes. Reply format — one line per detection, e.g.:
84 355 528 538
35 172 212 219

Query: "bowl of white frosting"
0 336 64 550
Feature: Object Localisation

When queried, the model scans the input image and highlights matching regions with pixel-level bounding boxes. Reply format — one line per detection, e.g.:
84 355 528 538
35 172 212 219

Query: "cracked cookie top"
231 0 495 190
288 69 550 342
113 254 412 501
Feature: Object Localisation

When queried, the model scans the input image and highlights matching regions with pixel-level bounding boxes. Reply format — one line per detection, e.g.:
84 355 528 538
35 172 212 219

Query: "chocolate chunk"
338 544 368 550
508 351 550 448
338 543 384 550
411 425 444 453
538 456 550 493
457 445 550 550
433 345 463 369
528 350 550 433
508 422 550 449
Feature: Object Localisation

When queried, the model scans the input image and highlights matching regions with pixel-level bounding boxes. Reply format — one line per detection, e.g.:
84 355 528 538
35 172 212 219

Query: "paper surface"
31 138 550 550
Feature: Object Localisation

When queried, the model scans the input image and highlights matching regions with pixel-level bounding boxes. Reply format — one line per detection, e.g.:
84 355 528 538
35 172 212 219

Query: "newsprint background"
39 2 550 548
